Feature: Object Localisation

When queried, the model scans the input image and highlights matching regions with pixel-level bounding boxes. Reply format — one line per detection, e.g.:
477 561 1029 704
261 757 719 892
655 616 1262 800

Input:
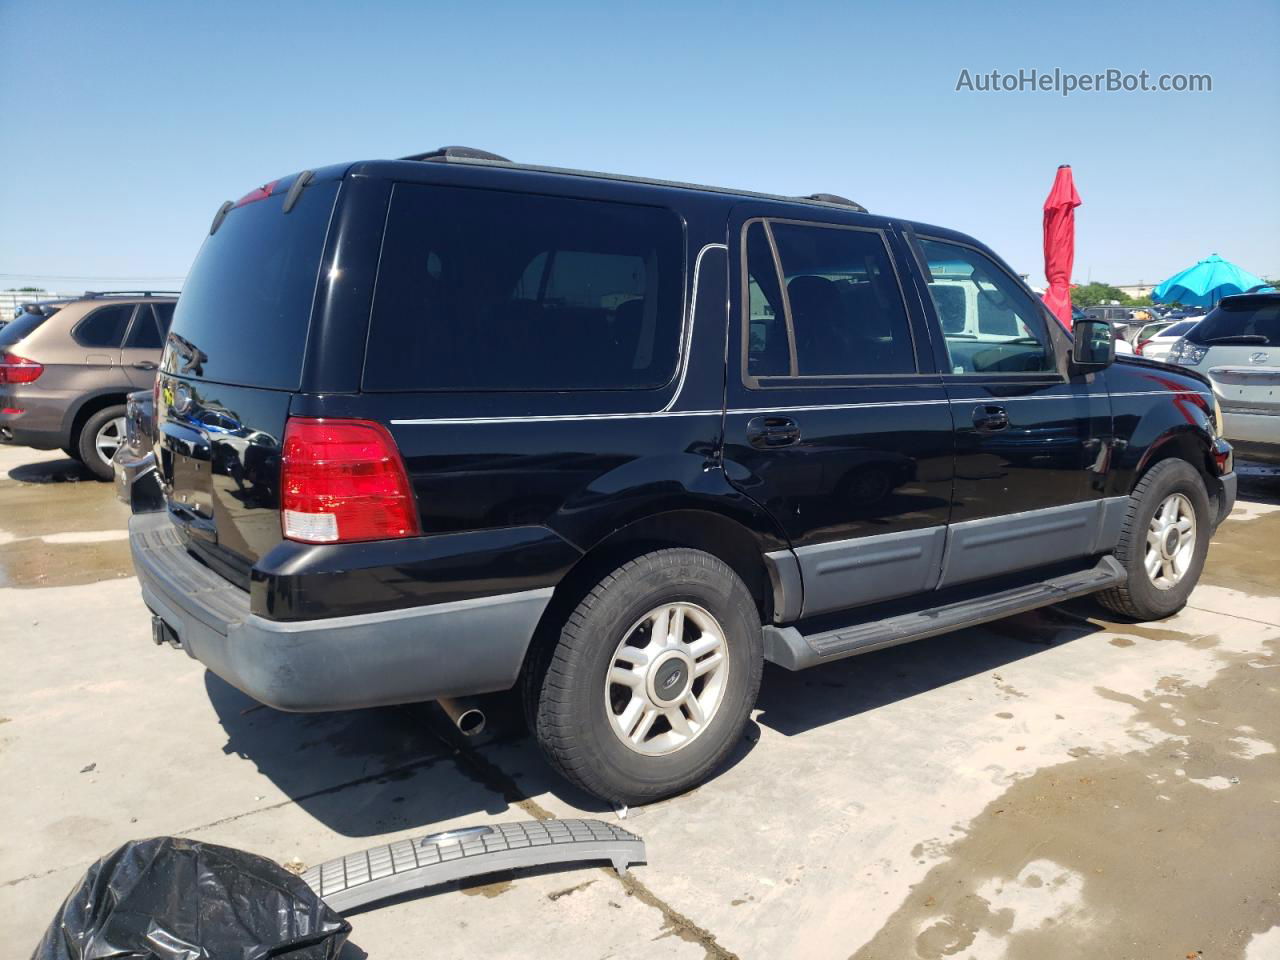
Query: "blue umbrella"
1152 253 1267 307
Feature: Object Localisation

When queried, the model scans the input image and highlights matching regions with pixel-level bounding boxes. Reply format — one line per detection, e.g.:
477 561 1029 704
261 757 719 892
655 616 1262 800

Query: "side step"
302 819 645 913
764 555 1125 671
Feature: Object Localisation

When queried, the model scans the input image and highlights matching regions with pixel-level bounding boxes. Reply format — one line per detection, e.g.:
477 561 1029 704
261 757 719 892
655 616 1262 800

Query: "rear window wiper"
1204 334 1268 344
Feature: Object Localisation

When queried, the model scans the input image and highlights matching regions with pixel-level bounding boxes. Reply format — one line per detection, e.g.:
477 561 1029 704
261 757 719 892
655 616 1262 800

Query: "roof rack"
400 145 512 164
392 150 871 215
83 290 180 299
799 193 867 213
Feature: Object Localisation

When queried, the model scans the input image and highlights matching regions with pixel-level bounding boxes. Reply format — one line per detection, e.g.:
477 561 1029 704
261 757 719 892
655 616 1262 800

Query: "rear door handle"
747 415 802 448
972 404 1009 432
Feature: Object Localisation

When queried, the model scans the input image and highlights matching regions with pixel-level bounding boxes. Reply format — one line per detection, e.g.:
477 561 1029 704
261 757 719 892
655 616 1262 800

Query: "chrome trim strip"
392 398 950 425
662 243 728 413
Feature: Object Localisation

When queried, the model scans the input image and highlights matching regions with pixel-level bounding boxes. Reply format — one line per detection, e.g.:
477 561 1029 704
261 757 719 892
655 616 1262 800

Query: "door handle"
132 360 158 371
972 404 1009 432
747 415 802 448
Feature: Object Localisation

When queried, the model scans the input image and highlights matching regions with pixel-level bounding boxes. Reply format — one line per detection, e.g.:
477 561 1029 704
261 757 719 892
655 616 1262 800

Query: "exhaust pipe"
436 697 486 736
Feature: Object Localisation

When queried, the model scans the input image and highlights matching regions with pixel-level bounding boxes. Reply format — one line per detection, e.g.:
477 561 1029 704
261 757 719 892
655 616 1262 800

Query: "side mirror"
1072 318 1115 369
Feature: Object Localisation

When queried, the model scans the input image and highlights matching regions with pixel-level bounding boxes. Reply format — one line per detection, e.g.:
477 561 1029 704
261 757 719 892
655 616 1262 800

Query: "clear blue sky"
2 0 1277 292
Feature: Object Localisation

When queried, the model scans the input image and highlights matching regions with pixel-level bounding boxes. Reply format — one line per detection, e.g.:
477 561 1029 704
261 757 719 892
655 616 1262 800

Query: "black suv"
128 147 1236 804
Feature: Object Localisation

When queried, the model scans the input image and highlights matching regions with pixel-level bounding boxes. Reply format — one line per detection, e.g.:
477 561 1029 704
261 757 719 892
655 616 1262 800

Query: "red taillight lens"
1136 339 1151 355
234 179 280 207
0 353 43 384
280 418 420 544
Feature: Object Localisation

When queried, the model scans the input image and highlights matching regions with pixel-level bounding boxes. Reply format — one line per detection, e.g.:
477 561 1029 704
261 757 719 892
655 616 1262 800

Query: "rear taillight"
280 417 420 544
0 353 43 384
1135 339 1151 355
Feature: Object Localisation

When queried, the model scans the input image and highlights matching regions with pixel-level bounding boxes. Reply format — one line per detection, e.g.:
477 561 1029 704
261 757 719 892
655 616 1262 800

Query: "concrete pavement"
1 444 1277 959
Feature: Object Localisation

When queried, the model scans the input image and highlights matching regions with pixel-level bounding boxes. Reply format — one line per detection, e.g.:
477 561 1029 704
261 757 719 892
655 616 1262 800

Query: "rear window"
364 184 684 392
0 312 47 348
1186 297 1280 347
163 180 339 390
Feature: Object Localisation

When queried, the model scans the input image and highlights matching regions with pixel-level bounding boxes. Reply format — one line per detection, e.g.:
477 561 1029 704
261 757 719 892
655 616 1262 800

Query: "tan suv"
0 292 176 479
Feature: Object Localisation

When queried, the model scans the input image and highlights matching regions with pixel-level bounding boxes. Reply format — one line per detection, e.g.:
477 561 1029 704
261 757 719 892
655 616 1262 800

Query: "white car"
1167 293 1280 464
1136 318 1202 362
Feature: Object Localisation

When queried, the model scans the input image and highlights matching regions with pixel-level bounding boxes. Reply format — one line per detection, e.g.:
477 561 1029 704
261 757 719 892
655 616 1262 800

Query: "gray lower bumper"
303 820 645 913
129 512 552 712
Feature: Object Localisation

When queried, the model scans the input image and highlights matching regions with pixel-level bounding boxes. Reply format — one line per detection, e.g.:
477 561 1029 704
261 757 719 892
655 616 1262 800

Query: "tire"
1096 459 1211 621
76 405 128 481
532 548 763 805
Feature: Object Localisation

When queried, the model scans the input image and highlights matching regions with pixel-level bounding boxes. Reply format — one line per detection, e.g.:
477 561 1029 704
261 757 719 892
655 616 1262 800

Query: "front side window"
365 184 684 392
743 219 915 381
73 303 134 349
918 238 1055 374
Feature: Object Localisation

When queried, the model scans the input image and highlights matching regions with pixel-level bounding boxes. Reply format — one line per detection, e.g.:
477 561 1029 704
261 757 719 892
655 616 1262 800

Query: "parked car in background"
0 291 177 479
125 148 1235 805
1169 292 1280 464
1136 318 1201 362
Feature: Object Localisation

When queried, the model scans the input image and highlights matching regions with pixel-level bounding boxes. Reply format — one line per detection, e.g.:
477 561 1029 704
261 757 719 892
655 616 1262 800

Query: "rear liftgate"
303 819 646 913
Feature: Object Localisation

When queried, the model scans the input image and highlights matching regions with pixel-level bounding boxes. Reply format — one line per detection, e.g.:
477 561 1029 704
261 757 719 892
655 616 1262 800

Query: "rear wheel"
532 548 763 805
1096 459 1211 620
76 405 127 481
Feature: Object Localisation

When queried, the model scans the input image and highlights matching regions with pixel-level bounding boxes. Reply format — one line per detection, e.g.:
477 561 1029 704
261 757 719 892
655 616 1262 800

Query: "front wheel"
532 549 763 805
1096 459 1211 621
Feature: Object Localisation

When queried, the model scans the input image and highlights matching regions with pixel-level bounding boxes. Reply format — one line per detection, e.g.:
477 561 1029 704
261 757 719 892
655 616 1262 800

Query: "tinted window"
124 304 164 348
153 302 175 332
74 303 134 348
1186 297 1280 346
164 181 339 390
364 184 683 392
744 221 790 377
744 220 914 378
1159 319 1197 339
0 312 46 348
919 238 1054 374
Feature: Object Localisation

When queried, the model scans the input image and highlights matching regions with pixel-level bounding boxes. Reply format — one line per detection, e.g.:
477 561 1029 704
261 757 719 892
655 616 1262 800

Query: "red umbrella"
1042 165 1081 329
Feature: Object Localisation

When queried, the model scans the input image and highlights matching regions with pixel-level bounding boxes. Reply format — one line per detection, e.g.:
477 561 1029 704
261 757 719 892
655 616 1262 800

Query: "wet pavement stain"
1202 491 1280 597
458 871 515 898
850 640 1280 960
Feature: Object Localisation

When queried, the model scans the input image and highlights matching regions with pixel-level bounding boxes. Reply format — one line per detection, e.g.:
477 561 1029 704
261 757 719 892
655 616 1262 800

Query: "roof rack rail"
400 145 512 164
83 290 180 299
799 193 868 213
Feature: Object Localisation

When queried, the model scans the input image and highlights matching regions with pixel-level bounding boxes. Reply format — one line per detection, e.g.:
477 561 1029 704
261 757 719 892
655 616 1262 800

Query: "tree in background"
1070 283 1154 307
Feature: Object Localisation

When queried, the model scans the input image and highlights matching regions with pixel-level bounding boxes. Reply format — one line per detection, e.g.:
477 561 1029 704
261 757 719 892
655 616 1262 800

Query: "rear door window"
364 184 684 392
742 218 915 380
73 303 135 348
124 304 165 348
163 181 339 390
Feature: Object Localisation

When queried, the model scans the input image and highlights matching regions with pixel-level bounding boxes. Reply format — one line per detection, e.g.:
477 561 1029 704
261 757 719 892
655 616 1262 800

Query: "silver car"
1168 292 1280 464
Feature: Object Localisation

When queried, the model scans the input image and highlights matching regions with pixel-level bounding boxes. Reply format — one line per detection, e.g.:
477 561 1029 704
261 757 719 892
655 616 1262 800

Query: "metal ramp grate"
301 819 645 913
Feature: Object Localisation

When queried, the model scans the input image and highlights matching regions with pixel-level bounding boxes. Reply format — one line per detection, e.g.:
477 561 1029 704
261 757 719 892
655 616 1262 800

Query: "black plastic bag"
32 836 350 960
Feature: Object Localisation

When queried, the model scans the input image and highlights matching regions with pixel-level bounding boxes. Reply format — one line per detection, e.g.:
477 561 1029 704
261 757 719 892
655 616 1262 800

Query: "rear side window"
163 181 339 390
364 184 684 392
1187 298 1280 346
74 303 134 348
743 219 915 380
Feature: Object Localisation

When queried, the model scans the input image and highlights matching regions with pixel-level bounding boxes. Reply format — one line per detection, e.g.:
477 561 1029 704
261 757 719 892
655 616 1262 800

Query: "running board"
763 555 1125 671
302 819 645 913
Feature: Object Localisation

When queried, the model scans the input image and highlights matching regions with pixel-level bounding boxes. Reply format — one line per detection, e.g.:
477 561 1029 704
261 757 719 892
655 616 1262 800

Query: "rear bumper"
129 512 552 712
1216 471 1237 526
1223 411 1280 449
0 386 71 449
